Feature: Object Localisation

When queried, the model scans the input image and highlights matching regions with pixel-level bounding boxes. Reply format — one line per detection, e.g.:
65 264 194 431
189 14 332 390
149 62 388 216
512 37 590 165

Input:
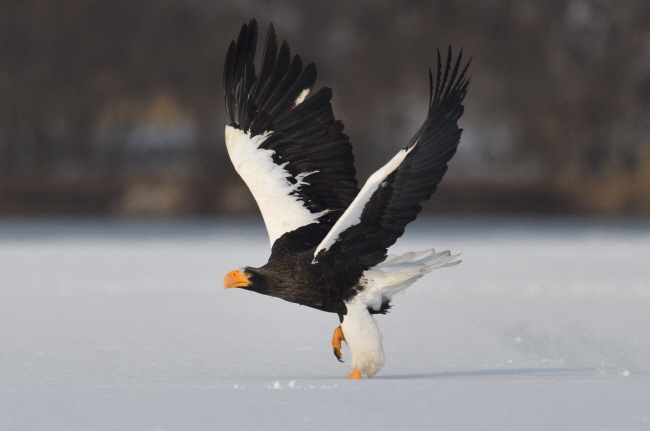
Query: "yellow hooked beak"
223 270 250 289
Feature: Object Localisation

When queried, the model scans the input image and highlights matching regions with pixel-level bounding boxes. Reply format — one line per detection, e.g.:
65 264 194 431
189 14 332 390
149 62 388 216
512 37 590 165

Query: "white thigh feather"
341 295 385 378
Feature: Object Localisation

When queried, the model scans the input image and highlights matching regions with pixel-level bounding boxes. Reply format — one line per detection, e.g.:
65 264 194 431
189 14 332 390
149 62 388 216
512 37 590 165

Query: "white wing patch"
293 88 310 107
225 125 322 247
313 145 415 260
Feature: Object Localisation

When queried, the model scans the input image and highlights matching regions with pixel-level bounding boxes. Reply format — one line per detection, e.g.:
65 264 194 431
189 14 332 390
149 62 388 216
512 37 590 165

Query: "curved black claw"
333 347 344 363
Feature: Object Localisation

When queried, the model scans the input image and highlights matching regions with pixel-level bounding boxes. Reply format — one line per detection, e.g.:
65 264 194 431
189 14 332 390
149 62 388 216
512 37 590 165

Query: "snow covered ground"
1 217 649 431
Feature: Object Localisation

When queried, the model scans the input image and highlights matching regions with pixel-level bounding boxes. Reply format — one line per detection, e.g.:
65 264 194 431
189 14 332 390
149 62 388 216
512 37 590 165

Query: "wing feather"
224 19 359 248
314 48 470 268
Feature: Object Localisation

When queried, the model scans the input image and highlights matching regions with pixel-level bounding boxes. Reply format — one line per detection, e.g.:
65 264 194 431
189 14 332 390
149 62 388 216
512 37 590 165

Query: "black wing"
314 47 470 269
224 19 359 249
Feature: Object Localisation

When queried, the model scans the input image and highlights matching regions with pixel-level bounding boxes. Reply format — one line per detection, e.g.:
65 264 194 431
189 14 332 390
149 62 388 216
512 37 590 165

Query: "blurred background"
1 0 649 217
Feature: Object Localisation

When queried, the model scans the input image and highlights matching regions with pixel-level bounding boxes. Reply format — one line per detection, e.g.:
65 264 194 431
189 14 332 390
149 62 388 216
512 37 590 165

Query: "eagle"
222 19 470 379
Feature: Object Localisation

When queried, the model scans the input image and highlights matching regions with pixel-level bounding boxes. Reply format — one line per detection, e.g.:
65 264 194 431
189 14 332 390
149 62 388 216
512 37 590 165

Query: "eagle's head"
223 267 271 293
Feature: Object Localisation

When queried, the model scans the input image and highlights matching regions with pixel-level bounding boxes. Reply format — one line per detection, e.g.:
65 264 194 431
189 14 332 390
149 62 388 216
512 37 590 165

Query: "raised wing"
314 47 470 268
224 19 359 247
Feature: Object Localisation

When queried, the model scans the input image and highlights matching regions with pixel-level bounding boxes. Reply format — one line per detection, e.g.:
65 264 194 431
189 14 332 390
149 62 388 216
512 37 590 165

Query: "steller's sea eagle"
223 19 470 379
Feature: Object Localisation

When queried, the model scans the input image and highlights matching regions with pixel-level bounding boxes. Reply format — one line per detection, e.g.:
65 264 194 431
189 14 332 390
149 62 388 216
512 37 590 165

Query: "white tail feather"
363 249 461 304
379 249 460 268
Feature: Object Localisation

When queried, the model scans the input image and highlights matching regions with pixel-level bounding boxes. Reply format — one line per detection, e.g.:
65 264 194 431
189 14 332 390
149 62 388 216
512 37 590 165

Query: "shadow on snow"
377 367 598 380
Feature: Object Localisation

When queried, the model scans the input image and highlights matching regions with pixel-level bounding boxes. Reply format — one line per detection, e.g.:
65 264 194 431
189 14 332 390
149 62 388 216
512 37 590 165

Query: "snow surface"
1 217 649 431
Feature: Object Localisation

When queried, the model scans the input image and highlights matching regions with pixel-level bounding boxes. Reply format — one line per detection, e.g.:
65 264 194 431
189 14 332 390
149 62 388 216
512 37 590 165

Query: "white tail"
364 249 461 300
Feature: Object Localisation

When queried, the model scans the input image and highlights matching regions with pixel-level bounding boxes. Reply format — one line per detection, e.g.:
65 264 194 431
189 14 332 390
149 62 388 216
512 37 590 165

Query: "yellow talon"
331 326 345 362
346 370 362 379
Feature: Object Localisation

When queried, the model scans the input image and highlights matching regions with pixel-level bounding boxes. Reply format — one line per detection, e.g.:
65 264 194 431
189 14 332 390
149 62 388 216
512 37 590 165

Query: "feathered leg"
340 297 385 379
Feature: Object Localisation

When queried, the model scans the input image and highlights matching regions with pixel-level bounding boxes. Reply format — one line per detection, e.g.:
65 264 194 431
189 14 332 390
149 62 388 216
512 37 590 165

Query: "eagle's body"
223 19 469 379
